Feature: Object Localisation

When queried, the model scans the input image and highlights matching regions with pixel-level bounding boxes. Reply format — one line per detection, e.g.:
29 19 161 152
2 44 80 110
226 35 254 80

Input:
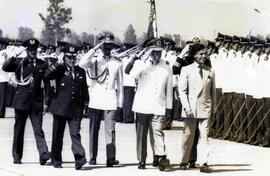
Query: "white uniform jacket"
179 62 217 119
79 49 123 110
0 50 10 82
129 59 173 115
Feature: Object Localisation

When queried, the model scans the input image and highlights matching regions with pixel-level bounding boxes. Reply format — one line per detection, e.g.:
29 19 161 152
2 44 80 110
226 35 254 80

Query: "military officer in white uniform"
125 38 173 171
79 33 123 167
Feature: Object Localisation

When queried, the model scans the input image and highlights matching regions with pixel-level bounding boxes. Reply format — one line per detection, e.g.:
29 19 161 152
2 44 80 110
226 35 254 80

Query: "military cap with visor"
22 38 39 50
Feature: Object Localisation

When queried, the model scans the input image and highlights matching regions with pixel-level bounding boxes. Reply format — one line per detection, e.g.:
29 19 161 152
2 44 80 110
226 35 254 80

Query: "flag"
146 0 158 39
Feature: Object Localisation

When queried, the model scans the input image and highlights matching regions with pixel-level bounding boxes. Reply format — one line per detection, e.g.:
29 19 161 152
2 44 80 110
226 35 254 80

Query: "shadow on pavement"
163 163 253 173
212 169 253 173
80 163 156 170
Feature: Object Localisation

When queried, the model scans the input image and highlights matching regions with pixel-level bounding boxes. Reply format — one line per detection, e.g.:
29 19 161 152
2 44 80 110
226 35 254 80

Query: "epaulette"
112 56 121 62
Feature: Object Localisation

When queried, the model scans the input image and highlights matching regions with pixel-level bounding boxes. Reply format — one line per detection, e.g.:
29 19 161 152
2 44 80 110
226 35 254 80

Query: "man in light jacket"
178 43 216 173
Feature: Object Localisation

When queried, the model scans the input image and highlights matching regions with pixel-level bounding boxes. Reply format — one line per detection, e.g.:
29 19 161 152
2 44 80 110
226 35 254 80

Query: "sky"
0 0 270 41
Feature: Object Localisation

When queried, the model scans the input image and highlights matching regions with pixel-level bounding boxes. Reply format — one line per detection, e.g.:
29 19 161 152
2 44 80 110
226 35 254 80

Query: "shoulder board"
111 56 121 62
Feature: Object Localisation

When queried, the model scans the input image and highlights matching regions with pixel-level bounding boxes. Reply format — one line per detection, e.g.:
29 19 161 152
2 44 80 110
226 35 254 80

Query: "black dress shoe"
75 157 86 170
179 163 188 170
106 159 119 167
152 155 160 167
188 161 196 168
40 152 51 165
89 158 96 165
158 156 170 171
54 163 62 168
200 164 212 173
13 160 22 164
262 143 270 147
138 161 146 169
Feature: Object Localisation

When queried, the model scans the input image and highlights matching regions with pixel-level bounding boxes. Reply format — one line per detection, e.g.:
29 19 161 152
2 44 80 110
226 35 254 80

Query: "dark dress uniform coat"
2 56 50 111
45 63 89 118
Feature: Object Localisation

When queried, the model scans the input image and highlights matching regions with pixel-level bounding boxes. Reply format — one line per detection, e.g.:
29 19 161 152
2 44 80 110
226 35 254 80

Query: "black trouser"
0 82 7 118
223 93 233 137
263 98 270 145
233 93 247 139
172 87 182 120
12 109 49 161
123 86 135 123
246 95 256 141
252 98 264 143
212 88 223 135
51 115 85 165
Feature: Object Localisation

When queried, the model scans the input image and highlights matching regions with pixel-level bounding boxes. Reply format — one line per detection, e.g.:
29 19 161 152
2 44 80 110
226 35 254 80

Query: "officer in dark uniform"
2 38 51 165
44 44 89 170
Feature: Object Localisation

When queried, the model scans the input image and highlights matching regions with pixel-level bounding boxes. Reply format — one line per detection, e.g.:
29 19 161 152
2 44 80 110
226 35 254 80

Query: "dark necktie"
199 65 203 79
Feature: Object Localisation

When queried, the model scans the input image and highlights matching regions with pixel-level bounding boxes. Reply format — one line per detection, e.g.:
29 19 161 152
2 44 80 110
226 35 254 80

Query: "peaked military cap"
63 44 78 56
172 46 183 53
249 36 257 44
232 36 240 43
98 33 115 43
142 37 154 48
123 42 137 50
265 38 270 46
207 40 216 47
80 42 93 50
47 45 56 51
224 35 232 42
145 38 163 51
160 36 176 46
8 39 22 46
215 32 224 41
0 38 9 46
39 43 47 51
255 38 265 46
240 37 249 44
57 41 69 48
22 38 39 50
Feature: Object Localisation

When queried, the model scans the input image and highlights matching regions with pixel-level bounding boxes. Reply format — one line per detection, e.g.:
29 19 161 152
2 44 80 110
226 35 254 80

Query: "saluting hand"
57 52 65 65
13 47 26 58
93 41 104 51
178 44 190 58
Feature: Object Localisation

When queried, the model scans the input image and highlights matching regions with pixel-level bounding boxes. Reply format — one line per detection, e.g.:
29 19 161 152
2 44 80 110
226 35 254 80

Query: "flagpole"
153 0 158 38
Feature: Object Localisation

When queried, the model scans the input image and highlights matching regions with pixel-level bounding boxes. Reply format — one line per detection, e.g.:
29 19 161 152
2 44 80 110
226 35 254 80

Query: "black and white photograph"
0 0 270 175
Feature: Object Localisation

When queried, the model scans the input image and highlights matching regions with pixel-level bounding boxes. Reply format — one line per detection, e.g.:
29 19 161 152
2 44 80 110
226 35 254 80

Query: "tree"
124 24 137 44
173 34 183 46
39 0 72 45
137 32 148 45
17 27 35 41
66 31 82 46
0 28 2 38
81 32 94 45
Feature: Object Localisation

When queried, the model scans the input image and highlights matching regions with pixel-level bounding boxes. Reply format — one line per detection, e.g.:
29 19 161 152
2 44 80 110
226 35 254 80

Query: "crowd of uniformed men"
0 32 269 173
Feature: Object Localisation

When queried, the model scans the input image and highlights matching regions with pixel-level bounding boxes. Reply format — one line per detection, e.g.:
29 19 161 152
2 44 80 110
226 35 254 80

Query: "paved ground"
0 108 269 176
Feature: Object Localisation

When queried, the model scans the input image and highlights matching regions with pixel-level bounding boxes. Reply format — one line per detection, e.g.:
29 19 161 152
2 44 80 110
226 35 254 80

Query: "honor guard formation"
0 32 270 173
